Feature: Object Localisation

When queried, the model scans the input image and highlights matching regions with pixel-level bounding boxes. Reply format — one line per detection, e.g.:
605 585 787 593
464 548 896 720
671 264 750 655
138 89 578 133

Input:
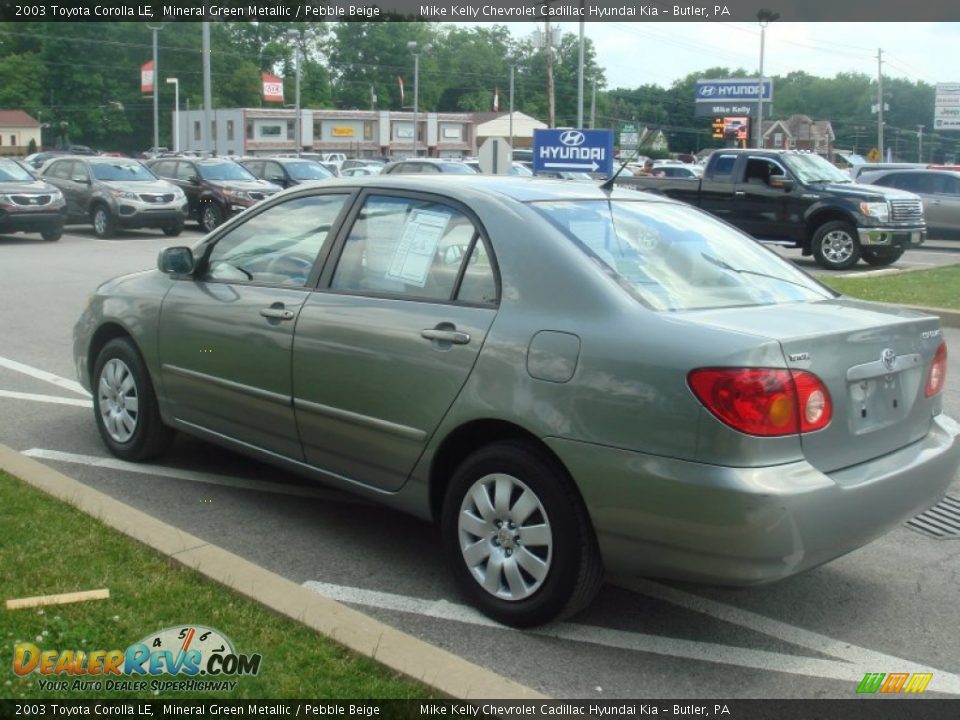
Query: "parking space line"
0 389 92 408
22 448 370 506
0 355 90 396
303 580 960 695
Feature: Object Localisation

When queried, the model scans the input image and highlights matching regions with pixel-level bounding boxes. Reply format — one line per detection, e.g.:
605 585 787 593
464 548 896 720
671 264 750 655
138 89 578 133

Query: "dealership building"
174 107 477 158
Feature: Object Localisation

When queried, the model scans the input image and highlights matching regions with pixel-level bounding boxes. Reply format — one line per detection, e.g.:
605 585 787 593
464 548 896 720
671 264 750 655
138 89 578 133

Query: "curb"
895 304 960 330
0 444 548 702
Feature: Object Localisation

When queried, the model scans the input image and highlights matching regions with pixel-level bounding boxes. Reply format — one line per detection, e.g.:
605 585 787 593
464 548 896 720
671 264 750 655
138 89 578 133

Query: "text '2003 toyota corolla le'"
73 175 960 627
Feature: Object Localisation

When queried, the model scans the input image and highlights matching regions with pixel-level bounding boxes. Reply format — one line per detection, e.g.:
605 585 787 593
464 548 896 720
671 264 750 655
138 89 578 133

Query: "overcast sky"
451 22 957 90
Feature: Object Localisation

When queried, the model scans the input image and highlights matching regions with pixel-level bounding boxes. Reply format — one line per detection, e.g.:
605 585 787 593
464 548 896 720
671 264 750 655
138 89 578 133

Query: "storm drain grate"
906 495 960 539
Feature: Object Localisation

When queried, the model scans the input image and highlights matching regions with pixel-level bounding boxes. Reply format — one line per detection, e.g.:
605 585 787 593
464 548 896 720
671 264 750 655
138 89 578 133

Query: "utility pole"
545 21 555 128
917 124 924 162
577 20 584 128
590 76 597 129
203 21 212 154
877 48 884 160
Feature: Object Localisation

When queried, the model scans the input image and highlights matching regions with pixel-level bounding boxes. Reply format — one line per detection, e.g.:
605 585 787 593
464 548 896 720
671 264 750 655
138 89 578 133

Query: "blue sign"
533 129 614 176
695 79 773 102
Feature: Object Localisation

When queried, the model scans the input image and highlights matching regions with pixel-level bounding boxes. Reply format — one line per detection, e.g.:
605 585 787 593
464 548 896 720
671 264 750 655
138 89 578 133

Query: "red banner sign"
262 72 284 103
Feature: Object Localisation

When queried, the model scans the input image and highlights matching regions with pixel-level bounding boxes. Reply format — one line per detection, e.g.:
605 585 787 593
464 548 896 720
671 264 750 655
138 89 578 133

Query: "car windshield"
286 161 333 181
782 154 852 184
533 200 833 311
92 163 156 181
198 162 257 181
0 160 34 182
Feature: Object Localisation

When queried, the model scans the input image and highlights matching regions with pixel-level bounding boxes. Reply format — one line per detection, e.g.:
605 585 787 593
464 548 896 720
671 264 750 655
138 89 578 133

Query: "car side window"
176 162 196 182
204 194 349 287
243 161 263 178
264 162 284 181
47 160 72 180
711 155 737 178
456 239 498 305
71 163 89 183
331 195 480 301
151 161 174 178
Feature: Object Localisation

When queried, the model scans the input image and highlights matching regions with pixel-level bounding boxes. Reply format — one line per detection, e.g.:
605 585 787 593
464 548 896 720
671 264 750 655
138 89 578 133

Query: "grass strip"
0 469 432 701
823 264 960 310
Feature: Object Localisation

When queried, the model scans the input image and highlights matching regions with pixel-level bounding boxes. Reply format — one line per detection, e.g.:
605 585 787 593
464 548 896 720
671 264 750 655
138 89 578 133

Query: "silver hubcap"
98 358 139 443
458 473 553 602
203 207 218 230
94 210 107 235
821 230 854 264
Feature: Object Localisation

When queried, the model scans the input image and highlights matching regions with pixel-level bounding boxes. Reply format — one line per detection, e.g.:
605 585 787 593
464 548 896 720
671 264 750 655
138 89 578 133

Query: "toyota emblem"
881 348 896 371
559 130 585 147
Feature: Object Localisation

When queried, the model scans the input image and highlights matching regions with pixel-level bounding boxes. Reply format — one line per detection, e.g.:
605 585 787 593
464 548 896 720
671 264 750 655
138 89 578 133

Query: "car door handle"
734 191 746 197
421 328 471 345
260 307 294 321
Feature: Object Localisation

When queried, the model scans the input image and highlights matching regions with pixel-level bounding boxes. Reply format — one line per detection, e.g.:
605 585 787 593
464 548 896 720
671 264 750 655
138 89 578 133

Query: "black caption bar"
2 700 960 720
0 0 959 22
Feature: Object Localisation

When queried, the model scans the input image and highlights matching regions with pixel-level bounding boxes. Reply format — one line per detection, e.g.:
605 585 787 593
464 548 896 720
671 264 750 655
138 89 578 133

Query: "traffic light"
711 118 724 140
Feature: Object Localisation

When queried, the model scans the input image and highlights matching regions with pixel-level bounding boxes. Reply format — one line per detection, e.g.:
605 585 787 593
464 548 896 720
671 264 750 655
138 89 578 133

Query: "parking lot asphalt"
2 225 960 700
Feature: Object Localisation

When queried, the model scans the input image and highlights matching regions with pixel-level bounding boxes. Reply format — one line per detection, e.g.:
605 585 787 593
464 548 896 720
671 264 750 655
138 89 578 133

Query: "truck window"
710 155 737 178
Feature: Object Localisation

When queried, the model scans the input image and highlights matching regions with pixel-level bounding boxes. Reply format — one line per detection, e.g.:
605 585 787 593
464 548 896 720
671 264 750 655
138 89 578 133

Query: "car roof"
286 173 670 204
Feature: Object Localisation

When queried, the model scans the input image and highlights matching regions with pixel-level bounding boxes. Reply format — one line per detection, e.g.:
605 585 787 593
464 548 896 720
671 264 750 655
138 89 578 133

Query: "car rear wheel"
861 247 905 267
91 205 117 239
812 221 860 270
92 337 174 461
441 440 603 627
200 203 223 233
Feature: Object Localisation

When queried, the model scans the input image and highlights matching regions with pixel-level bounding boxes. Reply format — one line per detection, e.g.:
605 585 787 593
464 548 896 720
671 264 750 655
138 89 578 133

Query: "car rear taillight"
688 368 832 437
925 342 948 397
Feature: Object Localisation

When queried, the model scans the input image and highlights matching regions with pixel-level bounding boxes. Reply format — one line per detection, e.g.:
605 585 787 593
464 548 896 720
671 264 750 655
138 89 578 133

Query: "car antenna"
600 145 643 193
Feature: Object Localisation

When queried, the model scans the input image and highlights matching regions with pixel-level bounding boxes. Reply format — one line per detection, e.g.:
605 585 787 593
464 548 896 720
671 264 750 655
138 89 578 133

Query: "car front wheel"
91 205 116 239
200 203 224 233
92 337 174 461
441 441 603 627
41 226 63 242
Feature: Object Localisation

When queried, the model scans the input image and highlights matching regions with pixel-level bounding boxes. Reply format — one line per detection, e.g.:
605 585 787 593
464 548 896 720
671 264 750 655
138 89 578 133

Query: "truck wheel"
861 247 905 267
812 221 860 270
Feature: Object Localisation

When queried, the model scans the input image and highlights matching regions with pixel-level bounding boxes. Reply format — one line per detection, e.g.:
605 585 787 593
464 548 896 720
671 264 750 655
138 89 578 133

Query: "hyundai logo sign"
559 130 585 147
698 86 716 97
695 79 773 103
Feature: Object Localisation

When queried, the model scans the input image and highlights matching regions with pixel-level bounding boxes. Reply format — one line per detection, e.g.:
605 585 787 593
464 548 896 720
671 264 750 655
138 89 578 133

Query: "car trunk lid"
681 298 943 473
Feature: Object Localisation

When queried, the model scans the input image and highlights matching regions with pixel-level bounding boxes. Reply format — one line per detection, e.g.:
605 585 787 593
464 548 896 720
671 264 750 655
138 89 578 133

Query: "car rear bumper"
547 413 960 584
858 226 926 248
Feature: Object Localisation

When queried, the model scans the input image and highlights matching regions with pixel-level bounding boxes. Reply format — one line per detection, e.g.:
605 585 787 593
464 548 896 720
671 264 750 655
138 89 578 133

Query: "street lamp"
286 29 302 156
407 41 431 157
755 10 778 149
166 78 179 153
146 22 166 152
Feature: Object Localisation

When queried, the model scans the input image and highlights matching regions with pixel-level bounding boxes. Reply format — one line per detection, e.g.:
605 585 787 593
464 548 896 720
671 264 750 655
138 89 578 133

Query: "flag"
262 72 284 103
140 61 154 95
492 87 500 112
397 75 405 106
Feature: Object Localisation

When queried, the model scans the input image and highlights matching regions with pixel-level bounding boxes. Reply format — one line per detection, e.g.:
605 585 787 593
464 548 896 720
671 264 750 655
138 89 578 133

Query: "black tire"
162 222 184 237
91 205 116 239
92 337 174 461
41 226 63 242
811 220 861 270
861 247 905 267
199 203 224 233
440 440 603 627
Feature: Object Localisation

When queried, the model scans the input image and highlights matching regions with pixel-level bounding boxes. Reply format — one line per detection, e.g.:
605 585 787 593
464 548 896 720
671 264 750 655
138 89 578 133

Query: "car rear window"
532 200 833 311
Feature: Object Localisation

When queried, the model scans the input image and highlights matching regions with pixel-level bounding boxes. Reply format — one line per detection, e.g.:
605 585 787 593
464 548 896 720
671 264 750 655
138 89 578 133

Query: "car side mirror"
189 175 201 185
158 246 195 275
769 176 794 191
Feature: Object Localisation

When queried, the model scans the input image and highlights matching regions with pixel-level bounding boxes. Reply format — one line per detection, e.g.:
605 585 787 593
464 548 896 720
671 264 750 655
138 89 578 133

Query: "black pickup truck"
619 150 926 270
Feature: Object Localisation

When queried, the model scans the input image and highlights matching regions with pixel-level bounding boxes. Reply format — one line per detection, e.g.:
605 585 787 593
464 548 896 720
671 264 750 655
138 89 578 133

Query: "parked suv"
0 157 66 241
146 157 281 232
41 157 187 238
238 157 334 188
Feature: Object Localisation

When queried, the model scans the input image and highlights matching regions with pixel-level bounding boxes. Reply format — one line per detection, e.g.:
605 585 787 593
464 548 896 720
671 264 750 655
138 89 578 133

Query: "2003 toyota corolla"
74 176 960 627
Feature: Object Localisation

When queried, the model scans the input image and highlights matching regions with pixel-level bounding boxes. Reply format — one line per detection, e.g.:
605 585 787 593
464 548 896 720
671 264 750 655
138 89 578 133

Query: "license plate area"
848 374 908 434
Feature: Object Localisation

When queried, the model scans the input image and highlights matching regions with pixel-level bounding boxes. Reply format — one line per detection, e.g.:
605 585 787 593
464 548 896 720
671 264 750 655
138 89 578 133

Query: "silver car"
73 176 960 627
858 169 960 239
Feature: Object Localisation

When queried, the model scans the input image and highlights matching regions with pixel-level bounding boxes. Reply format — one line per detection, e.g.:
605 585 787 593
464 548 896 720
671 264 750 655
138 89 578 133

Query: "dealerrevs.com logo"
13 625 261 693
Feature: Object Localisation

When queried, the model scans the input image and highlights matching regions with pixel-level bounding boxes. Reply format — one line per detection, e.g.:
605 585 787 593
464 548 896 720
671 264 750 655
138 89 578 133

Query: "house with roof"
0 110 41 155
473 111 548 150
760 114 835 155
